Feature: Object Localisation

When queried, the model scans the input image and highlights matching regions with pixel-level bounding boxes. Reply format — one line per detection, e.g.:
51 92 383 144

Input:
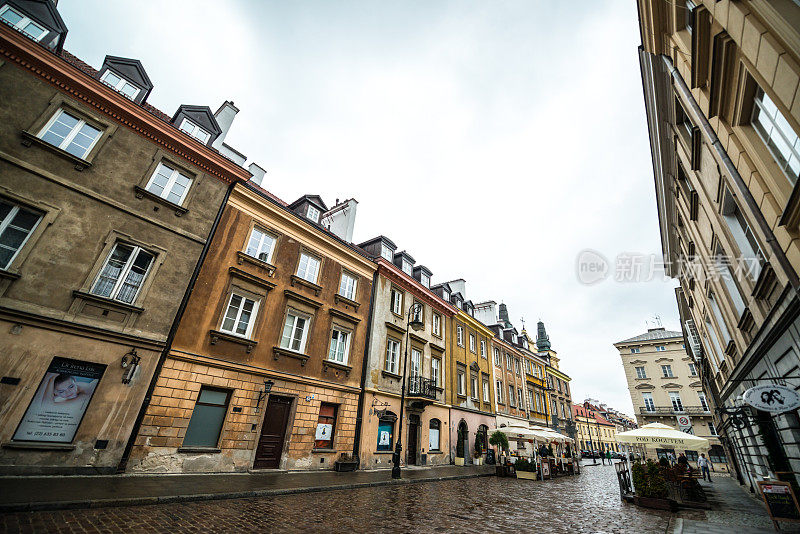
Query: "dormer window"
401 260 412 275
420 273 430 288
380 245 392 261
0 5 47 42
100 70 140 100
307 205 321 223
179 118 211 144
443 290 450 301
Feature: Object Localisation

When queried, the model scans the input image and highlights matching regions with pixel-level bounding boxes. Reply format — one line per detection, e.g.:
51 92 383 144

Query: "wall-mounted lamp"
121 348 140 384
256 379 274 412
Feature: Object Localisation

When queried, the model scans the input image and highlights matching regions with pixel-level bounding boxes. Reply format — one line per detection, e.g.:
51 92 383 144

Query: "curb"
0 471 495 513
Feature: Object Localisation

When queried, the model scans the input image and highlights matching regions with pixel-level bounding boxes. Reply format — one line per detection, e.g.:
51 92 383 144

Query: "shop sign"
743 385 800 414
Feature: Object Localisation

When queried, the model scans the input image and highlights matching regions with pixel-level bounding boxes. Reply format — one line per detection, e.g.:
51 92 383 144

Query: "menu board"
758 481 800 525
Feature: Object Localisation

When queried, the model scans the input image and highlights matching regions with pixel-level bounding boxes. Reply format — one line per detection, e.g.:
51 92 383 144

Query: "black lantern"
256 379 274 412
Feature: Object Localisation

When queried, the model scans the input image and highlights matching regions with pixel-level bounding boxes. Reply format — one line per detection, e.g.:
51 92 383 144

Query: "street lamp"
392 302 425 479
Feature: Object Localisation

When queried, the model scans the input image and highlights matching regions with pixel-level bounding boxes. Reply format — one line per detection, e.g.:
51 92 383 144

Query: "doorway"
253 395 292 469
407 414 420 465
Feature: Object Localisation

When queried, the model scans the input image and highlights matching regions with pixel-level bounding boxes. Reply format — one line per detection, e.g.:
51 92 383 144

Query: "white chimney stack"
212 100 239 151
248 163 266 187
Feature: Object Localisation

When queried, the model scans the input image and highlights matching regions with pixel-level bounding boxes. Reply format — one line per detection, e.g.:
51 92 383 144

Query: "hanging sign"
743 385 800 413
676 415 693 433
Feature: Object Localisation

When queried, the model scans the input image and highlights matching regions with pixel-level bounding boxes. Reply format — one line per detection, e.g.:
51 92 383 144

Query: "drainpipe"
352 269 379 464
661 55 800 291
116 181 234 473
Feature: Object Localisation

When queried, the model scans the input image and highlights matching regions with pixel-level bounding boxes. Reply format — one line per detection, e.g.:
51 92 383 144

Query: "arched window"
477 424 489 450
429 419 441 451
377 411 397 451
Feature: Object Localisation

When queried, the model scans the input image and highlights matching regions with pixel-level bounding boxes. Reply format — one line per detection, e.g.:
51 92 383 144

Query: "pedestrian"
698 453 713 482
606 450 612 464
668 452 675 466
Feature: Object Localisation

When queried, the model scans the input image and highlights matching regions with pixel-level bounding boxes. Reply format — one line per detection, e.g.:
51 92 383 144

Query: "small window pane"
22 21 45 39
0 8 23 26
183 389 229 448
103 71 122 87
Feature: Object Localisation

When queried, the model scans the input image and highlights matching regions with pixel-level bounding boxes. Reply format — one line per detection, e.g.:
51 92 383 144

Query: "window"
328 327 351 364
469 333 476 353
91 243 154 304
391 288 403 315
296 252 320 284
432 313 441 336
377 413 395 451
144 162 193 206
245 226 277 263
280 311 310 353
689 363 697 376
0 5 46 41
708 422 718 436
0 199 42 270
698 392 709 412
713 242 746 316
456 325 464 346
183 387 230 447
676 100 694 140
410 348 421 379
752 87 800 184
721 187 765 280
431 358 441 387
457 371 465 396
178 118 211 144
339 272 357 301
429 419 441 451
661 365 674 378
684 0 696 33
38 109 102 159
535 392 541 413
220 293 259 338
635 366 647 379
708 291 732 344
313 403 338 449
471 376 478 400
642 393 655 412
656 345 666 352
483 380 490 402
420 273 430 288
630 347 640 354
669 392 684 412
518 388 524 409
704 316 723 372
380 245 393 261
306 205 321 223
493 348 501 366
100 70 140 100
527 389 534 411
401 259 412 275
496 380 503 403
508 385 516 407
506 354 512 370
560 403 566 419
480 339 486 358
385 338 400 374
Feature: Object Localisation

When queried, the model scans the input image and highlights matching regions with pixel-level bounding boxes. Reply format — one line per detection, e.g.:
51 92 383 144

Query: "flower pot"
474 457 483 466
455 457 465 466
334 460 359 472
516 470 537 480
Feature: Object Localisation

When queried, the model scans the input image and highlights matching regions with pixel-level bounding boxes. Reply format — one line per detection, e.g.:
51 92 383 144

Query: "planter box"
474 457 483 466
334 460 359 472
516 470 537 480
634 496 675 511
455 457 465 466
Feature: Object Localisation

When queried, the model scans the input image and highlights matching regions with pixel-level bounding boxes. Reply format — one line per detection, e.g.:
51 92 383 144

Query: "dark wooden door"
407 419 418 465
254 396 292 469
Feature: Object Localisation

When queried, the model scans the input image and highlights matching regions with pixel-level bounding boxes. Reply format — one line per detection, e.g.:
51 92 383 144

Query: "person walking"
606 450 612 465
698 453 713 482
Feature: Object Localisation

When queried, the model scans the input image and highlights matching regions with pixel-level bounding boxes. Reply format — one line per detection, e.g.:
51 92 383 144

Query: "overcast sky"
60 0 681 416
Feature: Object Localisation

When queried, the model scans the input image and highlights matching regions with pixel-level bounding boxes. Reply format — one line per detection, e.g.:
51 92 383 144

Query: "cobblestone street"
2 464 676 533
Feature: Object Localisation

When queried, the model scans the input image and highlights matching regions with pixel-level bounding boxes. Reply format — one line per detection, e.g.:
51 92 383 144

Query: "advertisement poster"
13 357 106 443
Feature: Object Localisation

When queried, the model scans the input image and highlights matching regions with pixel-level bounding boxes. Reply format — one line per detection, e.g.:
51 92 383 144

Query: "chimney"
498 303 510 327
211 101 239 151
248 163 266 187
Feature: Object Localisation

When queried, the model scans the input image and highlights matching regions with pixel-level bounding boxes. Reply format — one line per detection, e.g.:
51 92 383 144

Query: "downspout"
116 181 235 472
661 55 800 291
352 269 379 464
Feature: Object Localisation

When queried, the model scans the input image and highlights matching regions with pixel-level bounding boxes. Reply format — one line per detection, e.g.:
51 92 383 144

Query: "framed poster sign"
757 481 800 529
13 357 106 443
541 460 551 479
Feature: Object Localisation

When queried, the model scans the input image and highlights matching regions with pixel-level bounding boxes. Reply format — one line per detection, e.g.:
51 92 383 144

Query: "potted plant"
334 453 359 472
632 459 674 510
515 458 538 480
455 428 466 466
473 435 484 465
489 430 509 476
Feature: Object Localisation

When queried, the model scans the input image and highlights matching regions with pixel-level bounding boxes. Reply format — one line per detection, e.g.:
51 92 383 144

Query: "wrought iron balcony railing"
639 405 711 415
407 376 437 400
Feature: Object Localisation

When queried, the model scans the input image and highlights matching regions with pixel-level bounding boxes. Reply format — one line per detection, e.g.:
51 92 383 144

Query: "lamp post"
392 302 424 479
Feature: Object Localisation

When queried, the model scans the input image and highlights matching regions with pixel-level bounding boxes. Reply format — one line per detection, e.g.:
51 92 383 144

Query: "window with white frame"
390 288 403 315
338 272 357 301
0 5 46 41
642 392 655 412
471 376 478 399
661 364 674 378
145 162 193 206
410 348 421 379
380 245 393 261
493 348 501 366
245 226 277 263
469 333 476 353
280 311 311 353
704 315 723 371
698 391 709 411
721 187 765 280
630 347 640 354
527 388 534 411
713 242 746 316
178 118 211 144
296 252 320 284
99 70 140 100
420 273 430 287
328 327 351 364
688 363 697 376
401 259 412 275
708 422 718 436
91 243 154 304
635 366 647 379
480 339 486 358
38 109 102 159
431 358 441 387
483 380 490 402
457 371 465 396
442 289 450 301
684 0 696 33
385 338 400 374
496 380 503 403
669 391 684 412
708 290 732 345
508 385 516 407
506 354 512 370
220 293 258 338
456 325 464 346
517 388 524 409
514 359 521 375
752 87 800 185
0 199 42 270
656 345 666 351
432 313 441 336
306 205 321 223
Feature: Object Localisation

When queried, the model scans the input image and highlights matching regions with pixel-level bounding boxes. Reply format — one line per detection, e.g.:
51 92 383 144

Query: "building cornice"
377 259 457 316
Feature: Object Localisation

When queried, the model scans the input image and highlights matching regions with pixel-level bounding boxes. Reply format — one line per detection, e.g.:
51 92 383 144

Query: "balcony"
407 376 437 401
639 406 711 415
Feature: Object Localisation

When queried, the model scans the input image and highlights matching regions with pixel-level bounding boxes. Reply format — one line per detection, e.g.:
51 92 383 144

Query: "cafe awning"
498 425 540 439
529 425 573 443
615 422 710 449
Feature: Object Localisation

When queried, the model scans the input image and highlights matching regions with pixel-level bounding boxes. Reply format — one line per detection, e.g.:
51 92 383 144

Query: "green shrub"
633 459 669 499
515 458 536 472
489 430 509 453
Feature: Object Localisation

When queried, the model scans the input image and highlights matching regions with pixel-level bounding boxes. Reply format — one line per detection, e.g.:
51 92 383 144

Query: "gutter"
116 181 234 472
352 270 379 463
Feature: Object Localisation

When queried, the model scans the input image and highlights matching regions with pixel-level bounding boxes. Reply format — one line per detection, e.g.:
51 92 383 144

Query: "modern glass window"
752 87 800 184
0 5 46 41
245 226 277 263
457 371 465 396
469 333 476 353
338 272 357 301
91 243 154 304
385 338 400 374
721 187 765 280
178 118 211 143
280 311 310 353
306 205 321 223
483 380 490 402
183 387 230 448
635 366 647 379
456 325 464 346
713 242 746 316
145 162 193 206
328 327 351 364
38 109 102 159
391 288 403 315
432 313 441 336
220 293 258 338
377 414 395 451
496 380 503 403
431 358 441 387
642 393 655 412
630 347 640 354
410 348 421 380
471 376 478 399
314 403 337 449
480 339 486 358
296 252 320 284
698 392 709 412
661 365 674 378
0 199 42 270
420 273 430 288
688 363 697 376
508 385 516 407
669 392 684 412
99 70 140 100
428 419 441 451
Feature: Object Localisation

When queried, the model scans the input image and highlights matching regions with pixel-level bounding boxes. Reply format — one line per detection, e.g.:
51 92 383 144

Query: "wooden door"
254 396 292 469
407 416 419 465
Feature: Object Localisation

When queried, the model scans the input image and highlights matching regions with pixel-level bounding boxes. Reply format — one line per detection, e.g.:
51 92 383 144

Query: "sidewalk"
0 464 495 513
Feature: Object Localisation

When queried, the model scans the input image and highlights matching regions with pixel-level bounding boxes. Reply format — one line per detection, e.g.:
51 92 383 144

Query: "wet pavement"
2 462 673 533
